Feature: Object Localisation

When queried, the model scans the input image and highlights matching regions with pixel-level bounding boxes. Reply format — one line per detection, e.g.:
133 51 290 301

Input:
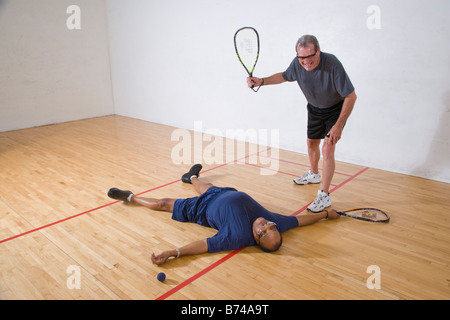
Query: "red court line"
0 202 118 244
0 147 369 300
156 165 370 300
291 166 369 216
236 160 298 177
329 166 369 193
0 179 183 244
257 154 353 177
0 169 228 244
239 161 338 188
156 248 245 300
0 150 268 244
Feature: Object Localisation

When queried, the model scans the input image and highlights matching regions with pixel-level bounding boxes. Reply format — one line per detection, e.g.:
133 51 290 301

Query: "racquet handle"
249 72 254 88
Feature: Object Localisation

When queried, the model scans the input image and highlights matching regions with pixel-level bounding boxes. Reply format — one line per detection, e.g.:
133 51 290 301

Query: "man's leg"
293 139 321 185
191 177 213 195
307 138 334 212
131 196 176 212
107 187 176 212
307 138 321 174
321 137 336 194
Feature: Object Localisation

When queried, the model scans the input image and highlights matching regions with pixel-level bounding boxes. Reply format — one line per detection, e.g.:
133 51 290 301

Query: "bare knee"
307 139 320 150
158 198 174 212
322 141 335 161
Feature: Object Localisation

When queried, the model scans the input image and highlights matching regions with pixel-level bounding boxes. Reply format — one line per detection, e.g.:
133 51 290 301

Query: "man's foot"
181 164 203 184
293 169 321 185
307 190 331 213
107 187 134 202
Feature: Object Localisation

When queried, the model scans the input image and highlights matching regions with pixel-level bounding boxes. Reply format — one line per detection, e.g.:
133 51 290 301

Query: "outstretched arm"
296 209 340 227
151 239 208 265
247 72 286 88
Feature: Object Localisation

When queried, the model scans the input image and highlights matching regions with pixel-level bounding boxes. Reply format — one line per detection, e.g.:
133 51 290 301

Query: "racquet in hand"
336 208 390 223
234 26 261 92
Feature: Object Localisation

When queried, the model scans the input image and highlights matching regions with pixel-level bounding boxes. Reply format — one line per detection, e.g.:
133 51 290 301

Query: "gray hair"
296 35 320 51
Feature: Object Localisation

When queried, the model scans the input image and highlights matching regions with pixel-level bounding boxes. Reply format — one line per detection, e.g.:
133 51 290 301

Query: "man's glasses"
297 50 317 60
257 221 278 239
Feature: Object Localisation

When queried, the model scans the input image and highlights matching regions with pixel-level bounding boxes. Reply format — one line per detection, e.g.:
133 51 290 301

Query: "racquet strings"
234 27 259 77
340 208 389 222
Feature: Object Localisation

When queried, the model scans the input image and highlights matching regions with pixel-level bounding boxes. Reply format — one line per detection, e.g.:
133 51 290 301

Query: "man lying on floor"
107 164 340 265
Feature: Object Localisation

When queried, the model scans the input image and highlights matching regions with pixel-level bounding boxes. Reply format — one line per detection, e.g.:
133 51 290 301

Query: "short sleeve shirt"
205 191 299 253
282 52 354 109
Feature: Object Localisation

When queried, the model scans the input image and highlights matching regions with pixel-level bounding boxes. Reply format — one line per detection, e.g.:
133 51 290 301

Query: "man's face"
296 43 320 71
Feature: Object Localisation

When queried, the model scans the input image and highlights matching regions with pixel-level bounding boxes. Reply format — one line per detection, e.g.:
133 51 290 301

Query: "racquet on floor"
337 208 390 223
234 26 261 92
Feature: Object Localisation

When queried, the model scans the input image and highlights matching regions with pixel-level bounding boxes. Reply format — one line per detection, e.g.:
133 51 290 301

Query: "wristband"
175 248 180 258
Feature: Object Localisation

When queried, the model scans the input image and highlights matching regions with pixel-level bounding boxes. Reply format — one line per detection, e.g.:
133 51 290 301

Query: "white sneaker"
307 190 332 213
293 170 321 185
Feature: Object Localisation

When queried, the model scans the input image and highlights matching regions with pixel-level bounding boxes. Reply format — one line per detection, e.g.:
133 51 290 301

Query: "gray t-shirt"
282 52 354 109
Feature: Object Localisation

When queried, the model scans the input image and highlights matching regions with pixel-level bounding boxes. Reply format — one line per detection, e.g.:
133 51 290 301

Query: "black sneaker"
181 164 202 184
107 187 134 202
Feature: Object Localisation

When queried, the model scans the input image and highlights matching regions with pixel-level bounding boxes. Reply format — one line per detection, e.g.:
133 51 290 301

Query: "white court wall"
107 0 450 183
1 1 448 183
0 0 114 132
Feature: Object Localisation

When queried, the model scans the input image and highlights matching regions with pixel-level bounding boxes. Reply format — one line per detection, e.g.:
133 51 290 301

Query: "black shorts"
307 101 344 140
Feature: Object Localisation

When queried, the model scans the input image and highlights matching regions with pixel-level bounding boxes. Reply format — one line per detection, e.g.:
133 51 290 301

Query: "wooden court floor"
1 115 449 300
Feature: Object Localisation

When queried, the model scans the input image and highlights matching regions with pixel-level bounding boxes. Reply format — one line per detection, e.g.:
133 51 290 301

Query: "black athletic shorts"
307 100 344 139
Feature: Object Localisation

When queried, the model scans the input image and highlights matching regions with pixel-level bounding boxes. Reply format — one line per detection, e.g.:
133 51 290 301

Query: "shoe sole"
307 198 332 213
306 204 331 213
293 180 321 185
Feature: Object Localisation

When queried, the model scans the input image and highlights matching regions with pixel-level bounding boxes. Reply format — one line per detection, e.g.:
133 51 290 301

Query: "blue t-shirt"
205 191 299 253
282 52 354 109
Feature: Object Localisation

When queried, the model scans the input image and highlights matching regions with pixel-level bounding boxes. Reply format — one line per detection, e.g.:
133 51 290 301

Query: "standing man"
247 35 357 212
